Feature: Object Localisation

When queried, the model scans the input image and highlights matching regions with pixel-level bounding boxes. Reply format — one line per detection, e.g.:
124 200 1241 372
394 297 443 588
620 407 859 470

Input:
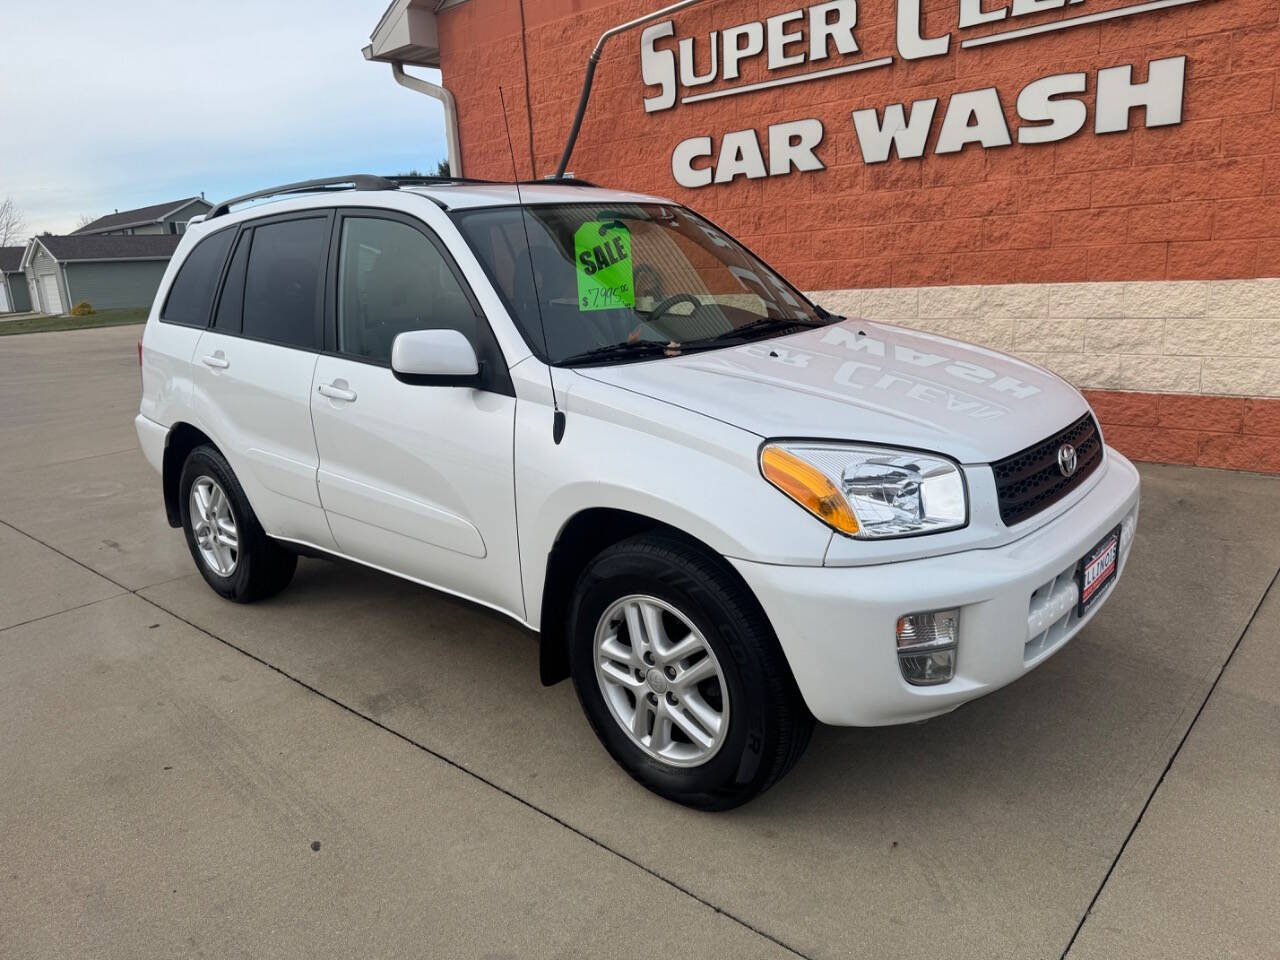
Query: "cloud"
0 0 448 235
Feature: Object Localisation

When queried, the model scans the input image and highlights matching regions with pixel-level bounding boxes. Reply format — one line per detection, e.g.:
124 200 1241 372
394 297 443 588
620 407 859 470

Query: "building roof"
363 0 443 68
74 197 208 236
0 246 23 273
35 234 182 263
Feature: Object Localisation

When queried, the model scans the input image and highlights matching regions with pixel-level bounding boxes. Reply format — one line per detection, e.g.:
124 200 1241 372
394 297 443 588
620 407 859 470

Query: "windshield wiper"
689 315 834 347
556 314 839 367
556 340 679 367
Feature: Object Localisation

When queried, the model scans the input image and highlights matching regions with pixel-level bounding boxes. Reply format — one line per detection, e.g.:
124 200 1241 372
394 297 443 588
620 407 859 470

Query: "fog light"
897 609 959 686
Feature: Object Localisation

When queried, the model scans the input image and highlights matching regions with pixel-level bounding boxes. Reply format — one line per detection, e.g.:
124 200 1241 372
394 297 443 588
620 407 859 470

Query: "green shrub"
70 301 94 316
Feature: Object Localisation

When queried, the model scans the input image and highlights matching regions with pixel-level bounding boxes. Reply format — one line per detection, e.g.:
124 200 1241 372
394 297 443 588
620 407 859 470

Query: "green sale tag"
574 221 635 312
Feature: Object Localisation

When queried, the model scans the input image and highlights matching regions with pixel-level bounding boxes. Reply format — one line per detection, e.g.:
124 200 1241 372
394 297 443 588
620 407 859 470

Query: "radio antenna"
499 85 565 443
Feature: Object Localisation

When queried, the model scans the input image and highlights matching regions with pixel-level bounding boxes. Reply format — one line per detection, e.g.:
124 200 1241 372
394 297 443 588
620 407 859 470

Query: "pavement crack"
0 517 814 960
0 593 126 633
1059 560 1280 960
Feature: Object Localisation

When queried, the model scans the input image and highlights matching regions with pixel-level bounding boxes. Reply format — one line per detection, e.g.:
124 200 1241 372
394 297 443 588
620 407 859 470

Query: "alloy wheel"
593 594 730 767
189 475 239 577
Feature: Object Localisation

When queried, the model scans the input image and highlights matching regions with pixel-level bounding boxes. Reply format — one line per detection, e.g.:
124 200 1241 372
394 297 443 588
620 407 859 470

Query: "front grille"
992 413 1103 526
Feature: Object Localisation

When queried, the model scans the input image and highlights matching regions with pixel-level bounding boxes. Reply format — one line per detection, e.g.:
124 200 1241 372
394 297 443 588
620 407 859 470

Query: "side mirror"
391 329 480 385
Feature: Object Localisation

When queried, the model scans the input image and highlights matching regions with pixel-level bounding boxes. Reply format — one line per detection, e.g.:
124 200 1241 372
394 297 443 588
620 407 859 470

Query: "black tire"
178 444 296 603
568 532 813 810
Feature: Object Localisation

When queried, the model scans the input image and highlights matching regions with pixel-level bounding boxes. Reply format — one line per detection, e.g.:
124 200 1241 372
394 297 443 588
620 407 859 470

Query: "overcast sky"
0 0 448 237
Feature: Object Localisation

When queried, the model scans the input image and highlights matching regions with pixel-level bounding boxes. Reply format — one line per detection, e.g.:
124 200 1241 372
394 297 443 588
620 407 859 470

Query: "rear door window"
241 216 329 349
161 228 235 327
213 229 251 333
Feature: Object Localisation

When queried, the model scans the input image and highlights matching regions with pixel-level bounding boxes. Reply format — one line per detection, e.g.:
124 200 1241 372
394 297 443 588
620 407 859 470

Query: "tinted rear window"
241 217 328 349
161 228 234 327
213 230 251 333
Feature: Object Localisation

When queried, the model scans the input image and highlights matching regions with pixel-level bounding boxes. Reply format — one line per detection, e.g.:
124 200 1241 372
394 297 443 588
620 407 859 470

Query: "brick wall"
811 278 1280 397
441 0 1280 289
1084 389 1280 470
436 0 1280 472
808 278 1280 469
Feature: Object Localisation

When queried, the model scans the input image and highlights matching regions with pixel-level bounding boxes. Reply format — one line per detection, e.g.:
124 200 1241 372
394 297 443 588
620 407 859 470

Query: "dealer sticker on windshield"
575 220 635 312
1076 526 1120 616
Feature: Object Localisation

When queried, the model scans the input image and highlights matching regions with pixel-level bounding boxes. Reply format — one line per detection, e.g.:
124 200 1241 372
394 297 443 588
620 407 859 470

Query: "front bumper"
730 448 1141 726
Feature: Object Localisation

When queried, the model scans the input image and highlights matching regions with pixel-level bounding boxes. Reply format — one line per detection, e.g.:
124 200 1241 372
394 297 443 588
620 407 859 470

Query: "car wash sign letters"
640 0 1196 188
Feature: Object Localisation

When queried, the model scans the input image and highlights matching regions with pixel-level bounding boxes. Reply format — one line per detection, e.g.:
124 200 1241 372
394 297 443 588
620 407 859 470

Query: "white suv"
137 175 1140 809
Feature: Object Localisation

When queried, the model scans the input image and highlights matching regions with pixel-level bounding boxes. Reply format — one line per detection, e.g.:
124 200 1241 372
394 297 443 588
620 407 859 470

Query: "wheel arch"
162 422 219 527
536 507 772 686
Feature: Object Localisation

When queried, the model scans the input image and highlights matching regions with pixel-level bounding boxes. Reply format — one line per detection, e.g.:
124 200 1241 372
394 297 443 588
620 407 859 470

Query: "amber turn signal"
760 445 859 535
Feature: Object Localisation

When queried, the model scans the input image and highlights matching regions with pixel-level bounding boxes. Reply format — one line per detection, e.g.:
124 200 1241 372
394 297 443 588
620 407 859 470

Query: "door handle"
318 381 357 402
201 353 229 369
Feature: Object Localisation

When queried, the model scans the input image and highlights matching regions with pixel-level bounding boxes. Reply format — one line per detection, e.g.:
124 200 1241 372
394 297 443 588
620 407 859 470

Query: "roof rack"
388 174 496 188
525 176 601 188
206 172 608 220
207 174 398 218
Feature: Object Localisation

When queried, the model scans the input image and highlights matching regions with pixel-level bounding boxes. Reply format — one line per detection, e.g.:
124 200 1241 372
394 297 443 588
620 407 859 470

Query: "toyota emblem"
1057 443 1079 478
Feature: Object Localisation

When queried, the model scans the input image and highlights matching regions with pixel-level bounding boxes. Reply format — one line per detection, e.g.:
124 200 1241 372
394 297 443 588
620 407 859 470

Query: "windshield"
451 203 832 365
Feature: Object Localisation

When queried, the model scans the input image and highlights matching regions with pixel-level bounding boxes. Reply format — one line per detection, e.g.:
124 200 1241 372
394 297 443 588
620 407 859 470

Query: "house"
15 195 212 314
21 234 181 314
75 196 212 237
0 247 31 313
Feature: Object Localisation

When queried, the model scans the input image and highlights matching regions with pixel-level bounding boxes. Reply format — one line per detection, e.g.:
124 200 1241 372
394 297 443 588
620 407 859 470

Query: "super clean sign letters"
641 0 1197 187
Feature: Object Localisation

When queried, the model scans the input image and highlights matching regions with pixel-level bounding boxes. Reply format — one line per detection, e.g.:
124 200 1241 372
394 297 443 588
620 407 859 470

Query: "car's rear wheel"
179 445 296 602
568 532 813 810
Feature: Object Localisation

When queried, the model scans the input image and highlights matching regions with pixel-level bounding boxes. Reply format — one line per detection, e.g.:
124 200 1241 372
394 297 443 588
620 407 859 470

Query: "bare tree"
0 196 27 248
75 214 98 230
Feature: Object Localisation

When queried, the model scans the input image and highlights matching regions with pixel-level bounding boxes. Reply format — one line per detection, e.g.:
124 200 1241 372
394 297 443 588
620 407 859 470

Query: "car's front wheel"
178 445 296 602
568 532 813 810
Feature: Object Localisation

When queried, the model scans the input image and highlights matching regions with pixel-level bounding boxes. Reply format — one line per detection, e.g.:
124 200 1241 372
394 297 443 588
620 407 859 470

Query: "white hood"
573 320 1089 464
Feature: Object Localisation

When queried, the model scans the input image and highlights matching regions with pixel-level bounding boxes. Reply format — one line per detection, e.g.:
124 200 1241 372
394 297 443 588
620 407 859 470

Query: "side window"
241 216 328 349
336 217 478 363
161 228 234 327
213 229 251 333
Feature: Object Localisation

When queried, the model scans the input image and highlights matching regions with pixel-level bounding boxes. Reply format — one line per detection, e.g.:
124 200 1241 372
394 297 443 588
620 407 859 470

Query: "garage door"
39 274 63 315
0 283 9 313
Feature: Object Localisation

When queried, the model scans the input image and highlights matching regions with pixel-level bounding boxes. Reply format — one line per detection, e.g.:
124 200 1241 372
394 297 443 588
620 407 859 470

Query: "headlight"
760 443 967 538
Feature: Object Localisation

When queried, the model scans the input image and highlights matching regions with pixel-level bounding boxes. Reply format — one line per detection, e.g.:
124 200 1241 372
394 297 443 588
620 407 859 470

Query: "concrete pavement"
2 325 1277 959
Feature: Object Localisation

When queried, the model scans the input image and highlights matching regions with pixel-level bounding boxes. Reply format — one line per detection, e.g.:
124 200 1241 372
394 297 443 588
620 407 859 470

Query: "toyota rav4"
136 175 1140 809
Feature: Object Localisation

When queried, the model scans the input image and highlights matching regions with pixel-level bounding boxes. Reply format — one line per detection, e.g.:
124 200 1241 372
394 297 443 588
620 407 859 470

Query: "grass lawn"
0 308 149 336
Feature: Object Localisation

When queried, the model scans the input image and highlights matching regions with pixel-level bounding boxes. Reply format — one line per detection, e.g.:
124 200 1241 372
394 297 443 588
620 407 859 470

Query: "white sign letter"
767 10 806 69
641 22 676 113
809 1 859 62
1017 72 1087 144
896 0 949 60
768 119 826 176
1095 56 1186 134
936 88 1012 154
679 34 720 87
1011 0 1065 14
714 129 768 183
852 99 938 163
959 0 1007 28
722 22 765 80
672 136 713 188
